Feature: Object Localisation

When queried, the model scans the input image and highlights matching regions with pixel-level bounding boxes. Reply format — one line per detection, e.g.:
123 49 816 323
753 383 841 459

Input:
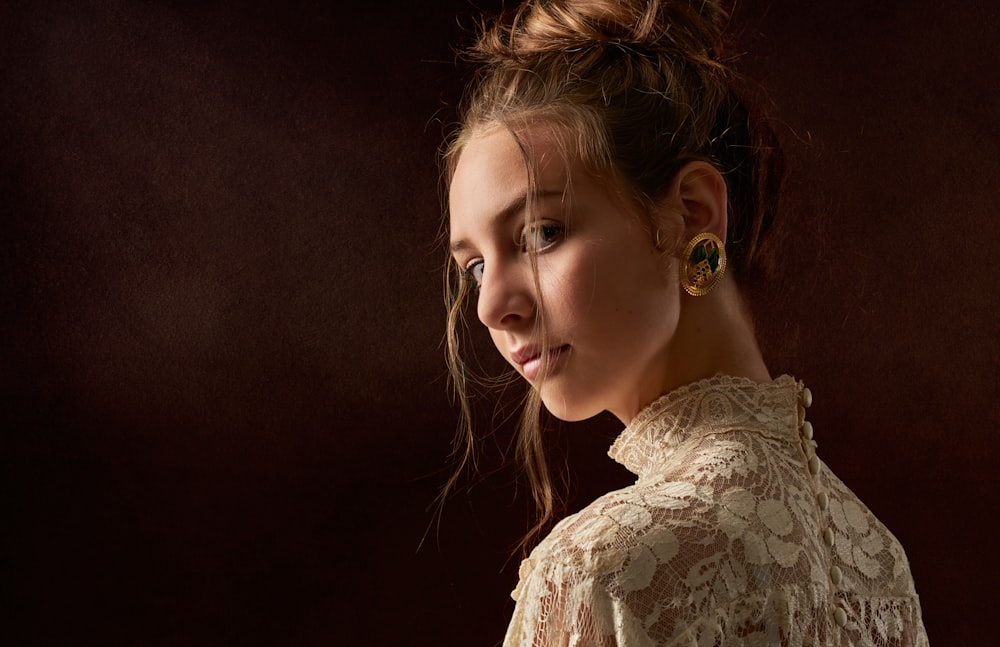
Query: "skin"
449 124 771 424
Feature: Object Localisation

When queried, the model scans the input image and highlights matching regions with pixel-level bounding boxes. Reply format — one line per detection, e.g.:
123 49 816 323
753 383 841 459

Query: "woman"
442 0 928 644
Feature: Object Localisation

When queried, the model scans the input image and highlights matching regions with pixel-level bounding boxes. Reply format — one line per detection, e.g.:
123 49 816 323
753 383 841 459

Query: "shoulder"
820 468 921 597
532 428 792 575
521 479 714 591
509 477 736 646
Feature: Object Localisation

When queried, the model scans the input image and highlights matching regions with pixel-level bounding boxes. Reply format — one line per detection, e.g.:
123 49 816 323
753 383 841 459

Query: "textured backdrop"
2 0 997 644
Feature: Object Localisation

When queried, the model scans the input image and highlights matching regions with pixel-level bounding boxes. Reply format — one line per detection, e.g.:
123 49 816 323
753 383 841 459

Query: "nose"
477 258 535 330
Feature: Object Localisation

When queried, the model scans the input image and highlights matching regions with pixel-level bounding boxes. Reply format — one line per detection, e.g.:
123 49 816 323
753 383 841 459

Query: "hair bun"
478 0 728 64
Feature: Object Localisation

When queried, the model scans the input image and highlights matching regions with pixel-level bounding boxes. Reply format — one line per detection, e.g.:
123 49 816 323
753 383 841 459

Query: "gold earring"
679 232 726 296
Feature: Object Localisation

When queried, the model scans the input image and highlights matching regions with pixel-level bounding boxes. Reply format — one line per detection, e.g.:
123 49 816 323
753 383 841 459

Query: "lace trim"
609 374 800 479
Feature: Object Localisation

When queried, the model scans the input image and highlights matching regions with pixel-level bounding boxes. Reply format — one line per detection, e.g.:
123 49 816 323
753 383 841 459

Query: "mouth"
513 345 569 381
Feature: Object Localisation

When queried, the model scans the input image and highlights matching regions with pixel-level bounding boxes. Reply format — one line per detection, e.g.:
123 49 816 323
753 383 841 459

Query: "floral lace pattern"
503 375 927 646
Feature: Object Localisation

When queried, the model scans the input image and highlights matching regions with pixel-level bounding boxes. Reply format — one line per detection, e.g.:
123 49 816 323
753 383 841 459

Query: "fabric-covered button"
799 387 813 408
808 456 820 476
817 491 829 510
801 420 814 440
834 606 848 627
830 565 843 585
823 527 835 548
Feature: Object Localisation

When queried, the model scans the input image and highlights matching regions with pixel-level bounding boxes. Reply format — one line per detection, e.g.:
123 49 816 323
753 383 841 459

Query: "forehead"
448 126 570 238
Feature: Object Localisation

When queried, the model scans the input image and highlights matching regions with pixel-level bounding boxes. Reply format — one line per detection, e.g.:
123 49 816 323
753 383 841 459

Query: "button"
830 565 843 585
834 606 847 627
798 405 806 424
817 491 829 510
801 421 814 440
799 387 813 408
822 528 835 548
808 456 820 476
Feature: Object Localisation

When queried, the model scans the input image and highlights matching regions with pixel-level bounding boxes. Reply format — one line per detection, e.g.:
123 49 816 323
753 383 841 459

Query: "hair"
439 0 784 552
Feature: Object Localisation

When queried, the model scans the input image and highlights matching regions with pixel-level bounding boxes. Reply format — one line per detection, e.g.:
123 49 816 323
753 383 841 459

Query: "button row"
798 385 847 631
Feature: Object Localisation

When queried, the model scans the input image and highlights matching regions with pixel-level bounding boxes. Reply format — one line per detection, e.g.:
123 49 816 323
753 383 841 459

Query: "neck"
610 279 771 424
679 278 771 384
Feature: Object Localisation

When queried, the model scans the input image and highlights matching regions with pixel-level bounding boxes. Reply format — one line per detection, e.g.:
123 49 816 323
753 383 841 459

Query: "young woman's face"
448 125 684 423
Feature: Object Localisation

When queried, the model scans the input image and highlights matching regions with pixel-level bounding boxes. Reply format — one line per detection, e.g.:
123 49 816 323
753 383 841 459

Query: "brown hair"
440 0 784 550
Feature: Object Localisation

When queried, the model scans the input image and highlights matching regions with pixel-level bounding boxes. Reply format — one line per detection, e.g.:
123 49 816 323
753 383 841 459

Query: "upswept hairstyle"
440 0 784 550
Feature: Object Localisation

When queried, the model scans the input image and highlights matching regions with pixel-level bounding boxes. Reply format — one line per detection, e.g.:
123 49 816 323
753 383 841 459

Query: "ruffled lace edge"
608 374 799 470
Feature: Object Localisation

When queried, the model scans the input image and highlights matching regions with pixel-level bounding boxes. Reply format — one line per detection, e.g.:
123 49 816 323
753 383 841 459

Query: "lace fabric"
503 375 928 646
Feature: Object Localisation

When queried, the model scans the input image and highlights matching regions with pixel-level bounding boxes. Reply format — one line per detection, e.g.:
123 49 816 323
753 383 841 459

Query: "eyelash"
461 222 566 290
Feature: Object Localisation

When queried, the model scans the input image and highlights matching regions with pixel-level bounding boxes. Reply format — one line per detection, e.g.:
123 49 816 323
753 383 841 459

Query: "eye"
521 222 565 253
462 260 484 288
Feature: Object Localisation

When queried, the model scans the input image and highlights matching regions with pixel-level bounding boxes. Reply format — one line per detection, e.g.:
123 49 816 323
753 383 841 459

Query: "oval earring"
679 232 726 296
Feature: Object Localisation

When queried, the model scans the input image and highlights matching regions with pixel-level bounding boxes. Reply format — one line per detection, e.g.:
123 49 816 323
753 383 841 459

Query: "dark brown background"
2 0 997 644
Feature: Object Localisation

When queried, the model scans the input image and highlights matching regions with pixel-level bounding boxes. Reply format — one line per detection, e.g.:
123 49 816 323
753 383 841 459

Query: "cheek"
591 255 678 344
537 255 591 328
488 328 507 354
591 246 666 308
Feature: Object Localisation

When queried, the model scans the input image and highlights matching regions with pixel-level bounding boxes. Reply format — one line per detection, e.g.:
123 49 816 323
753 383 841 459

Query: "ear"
666 161 728 246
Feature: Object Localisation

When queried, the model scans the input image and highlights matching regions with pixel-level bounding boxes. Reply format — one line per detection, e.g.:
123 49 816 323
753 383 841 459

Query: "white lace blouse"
503 375 928 646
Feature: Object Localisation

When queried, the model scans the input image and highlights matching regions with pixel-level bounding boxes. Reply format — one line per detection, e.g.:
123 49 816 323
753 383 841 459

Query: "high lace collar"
608 374 802 479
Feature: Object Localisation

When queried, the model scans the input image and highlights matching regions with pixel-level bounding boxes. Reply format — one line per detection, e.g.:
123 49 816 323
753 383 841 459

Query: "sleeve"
502 555 656 647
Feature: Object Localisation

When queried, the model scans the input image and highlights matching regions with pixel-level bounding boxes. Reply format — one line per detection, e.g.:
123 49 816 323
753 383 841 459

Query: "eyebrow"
450 190 562 254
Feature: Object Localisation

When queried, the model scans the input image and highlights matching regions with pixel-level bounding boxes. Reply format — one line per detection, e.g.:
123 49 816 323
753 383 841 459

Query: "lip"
511 344 569 381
